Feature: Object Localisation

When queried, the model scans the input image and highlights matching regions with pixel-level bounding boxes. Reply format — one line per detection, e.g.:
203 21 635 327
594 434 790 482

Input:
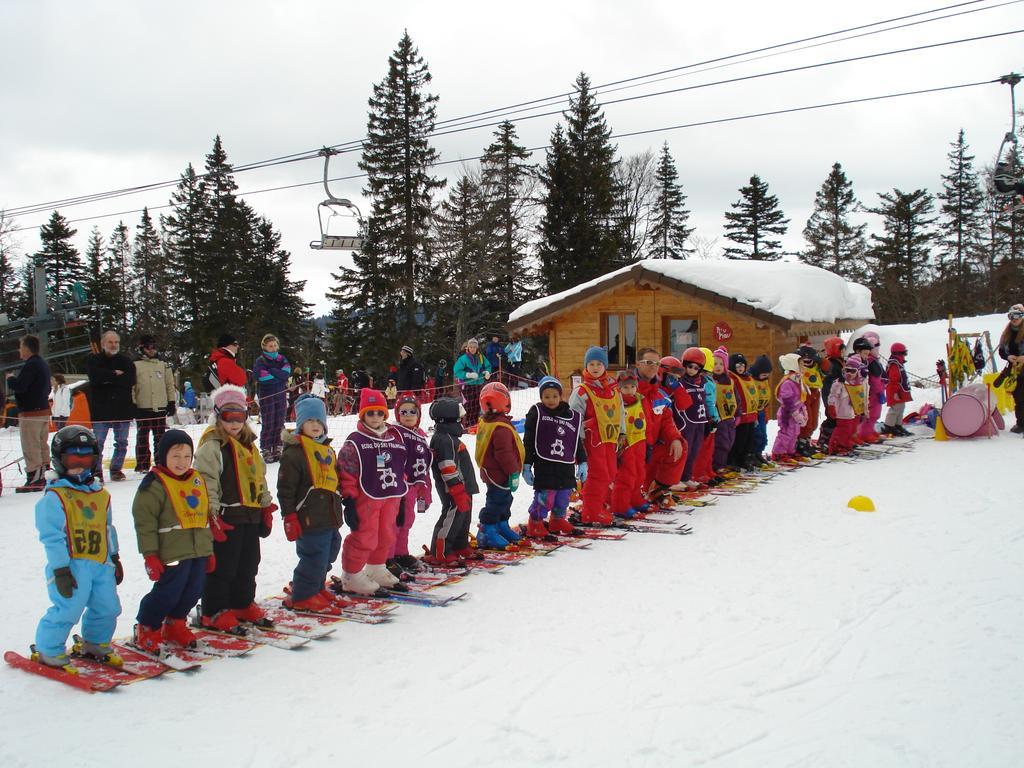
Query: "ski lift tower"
0 265 100 375
309 148 365 251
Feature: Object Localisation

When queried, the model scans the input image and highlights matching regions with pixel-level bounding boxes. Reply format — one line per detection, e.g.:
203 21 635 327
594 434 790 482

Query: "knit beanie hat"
429 397 462 423
713 346 730 370
728 353 747 373
217 333 239 348
778 353 801 375
395 393 421 425
358 388 388 419
537 375 563 394
294 394 328 436
212 384 247 413
156 429 194 469
401 345 414 355
584 346 609 369
261 333 278 348
748 354 773 378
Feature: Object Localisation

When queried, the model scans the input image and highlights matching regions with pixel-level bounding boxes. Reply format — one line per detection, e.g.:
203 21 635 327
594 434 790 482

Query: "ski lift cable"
9 77 999 235
2 0 1012 217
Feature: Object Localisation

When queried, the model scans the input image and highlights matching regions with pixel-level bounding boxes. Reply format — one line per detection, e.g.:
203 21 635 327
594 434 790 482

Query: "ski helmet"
890 342 908 356
479 382 512 415
617 369 638 384
862 331 881 351
852 337 873 353
395 393 421 425
682 347 707 367
429 397 463 423
659 356 683 376
795 345 819 364
698 347 715 372
51 425 99 478
823 336 846 359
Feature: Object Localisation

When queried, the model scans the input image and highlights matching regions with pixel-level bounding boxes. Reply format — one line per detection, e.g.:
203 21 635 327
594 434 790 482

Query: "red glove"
283 513 302 542
209 513 234 543
112 554 124 585
206 553 217 573
449 482 471 513
260 503 278 539
826 405 837 420
144 554 164 582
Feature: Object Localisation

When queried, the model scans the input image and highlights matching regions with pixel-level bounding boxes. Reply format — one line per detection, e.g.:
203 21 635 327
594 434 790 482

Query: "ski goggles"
397 408 419 417
1009 312 1023 321
62 446 96 470
217 408 248 423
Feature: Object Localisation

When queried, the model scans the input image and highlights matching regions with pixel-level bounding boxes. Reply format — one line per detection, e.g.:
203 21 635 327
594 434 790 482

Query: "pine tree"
723 175 789 260
0 211 18 317
83 227 116 328
479 121 534 310
12 260 35 319
987 144 1024 311
163 162 208 354
935 130 986 314
647 142 693 259
867 188 937 323
537 72 621 292
106 221 132 332
801 162 867 280
35 210 82 302
355 31 445 347
131 207 175 345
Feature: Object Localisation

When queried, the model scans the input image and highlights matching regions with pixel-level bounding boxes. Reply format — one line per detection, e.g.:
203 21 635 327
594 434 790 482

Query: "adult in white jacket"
50 374 73 429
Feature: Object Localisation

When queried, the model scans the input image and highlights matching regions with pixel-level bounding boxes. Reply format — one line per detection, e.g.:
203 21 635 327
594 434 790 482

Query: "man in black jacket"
6 335 52 492
85 330 136 481
395 345 425 395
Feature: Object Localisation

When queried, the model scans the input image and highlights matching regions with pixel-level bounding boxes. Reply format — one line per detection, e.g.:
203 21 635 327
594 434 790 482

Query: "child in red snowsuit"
883 343 912 436
568 346 624 526
388 394 432 573
338 389 408 596
610 370 647 519
636 349 687 508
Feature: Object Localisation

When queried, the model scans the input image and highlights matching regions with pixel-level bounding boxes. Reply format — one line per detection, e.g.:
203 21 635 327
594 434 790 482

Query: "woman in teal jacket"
453 338 492 427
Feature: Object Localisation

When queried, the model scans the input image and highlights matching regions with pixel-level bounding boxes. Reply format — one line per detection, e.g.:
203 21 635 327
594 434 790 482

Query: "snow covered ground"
1 318 1022 767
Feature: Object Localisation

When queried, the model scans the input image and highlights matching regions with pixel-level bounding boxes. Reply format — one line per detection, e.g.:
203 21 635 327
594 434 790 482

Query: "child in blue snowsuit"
748 354 774 462
33 426 123 670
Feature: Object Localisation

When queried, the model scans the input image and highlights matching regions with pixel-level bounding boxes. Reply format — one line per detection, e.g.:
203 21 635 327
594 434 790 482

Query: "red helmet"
823 336 846 359
890 342 908 356
659 356 683 376
479 382 511 415
682 347 707 366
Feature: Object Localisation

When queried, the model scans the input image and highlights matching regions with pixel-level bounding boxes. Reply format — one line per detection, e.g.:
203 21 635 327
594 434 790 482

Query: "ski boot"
163 617 198 648
201 610 240 632
547 513 576 535
15 469 45 494
30 645 77 674
477 522 512 550
133 623 163 654
496 519 522 545
394 554 422 573
72 637 124 667
339 569 382 596
896 425 913 437
614 507 639 520
525 517 549 538
385 559 404 578
234 603 273 628
286 592 341 615
365 563 402 589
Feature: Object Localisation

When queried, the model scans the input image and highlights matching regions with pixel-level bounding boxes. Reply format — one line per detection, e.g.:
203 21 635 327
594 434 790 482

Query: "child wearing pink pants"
388 394 432 574
338 389 408 596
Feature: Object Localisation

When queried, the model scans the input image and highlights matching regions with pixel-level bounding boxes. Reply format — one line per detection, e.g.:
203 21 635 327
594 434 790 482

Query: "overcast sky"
2 0 1021 317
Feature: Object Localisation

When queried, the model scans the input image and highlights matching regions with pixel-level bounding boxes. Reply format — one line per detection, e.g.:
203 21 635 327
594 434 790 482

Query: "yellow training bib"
227 435 267 505
299 435 339 492
154 469 210 529
51 487 110 564
623 397 647 447
845 383 867 416
475 420 526 468
716 380 737 420
802 366 823 390
753 379 772 412
582 383 622 444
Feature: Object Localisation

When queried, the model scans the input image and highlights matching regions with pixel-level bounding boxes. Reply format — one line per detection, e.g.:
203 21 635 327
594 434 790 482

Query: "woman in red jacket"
209 334 247 390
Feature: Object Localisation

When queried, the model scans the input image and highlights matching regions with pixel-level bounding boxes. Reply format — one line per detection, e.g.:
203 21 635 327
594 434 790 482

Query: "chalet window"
664 318 699 358
601 312 637 368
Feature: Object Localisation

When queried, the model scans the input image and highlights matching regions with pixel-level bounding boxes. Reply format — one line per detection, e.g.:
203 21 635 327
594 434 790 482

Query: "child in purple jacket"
771 353 808 461
253 334 292 463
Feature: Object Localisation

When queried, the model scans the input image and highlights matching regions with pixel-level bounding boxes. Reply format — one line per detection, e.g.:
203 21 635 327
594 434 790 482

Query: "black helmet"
796 345 820 364
51 425 99 477
429 397 463 423
852 337 873 353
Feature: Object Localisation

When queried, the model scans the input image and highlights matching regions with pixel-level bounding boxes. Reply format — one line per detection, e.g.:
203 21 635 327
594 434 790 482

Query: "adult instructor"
6 334 52 492
133 334 176 474
86 330 136 482
999 303 1024 434
395 344 425 395
635 346 686 507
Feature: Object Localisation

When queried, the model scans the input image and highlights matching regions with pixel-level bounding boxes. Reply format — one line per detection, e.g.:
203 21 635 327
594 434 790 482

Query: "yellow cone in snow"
847 495 876 512
934 415 948 441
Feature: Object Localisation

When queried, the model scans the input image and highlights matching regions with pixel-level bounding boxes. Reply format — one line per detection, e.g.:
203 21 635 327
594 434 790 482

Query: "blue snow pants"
137 556 207 628
752 411 769 457
478 485 514 525
35 559 121 657
291 528 342 602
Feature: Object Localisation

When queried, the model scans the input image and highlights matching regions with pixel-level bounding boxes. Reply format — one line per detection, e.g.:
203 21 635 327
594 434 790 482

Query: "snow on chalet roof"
508 259 874 327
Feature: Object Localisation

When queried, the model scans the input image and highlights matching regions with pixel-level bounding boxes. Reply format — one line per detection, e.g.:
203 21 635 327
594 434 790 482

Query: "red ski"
5 650 130 692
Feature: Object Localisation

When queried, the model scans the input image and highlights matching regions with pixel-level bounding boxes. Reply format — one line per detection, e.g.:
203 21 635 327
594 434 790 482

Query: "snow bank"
509 258 874 325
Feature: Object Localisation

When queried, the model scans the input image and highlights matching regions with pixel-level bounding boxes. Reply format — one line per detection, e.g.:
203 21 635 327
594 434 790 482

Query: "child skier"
195 385 276 631
726 353 756 469
132 429 214 651
883 343 912 436
747 354 774 466
389 394 432 572
795 345 823 457
854 334 885 442
690 348 720 486
672 348 710 488
711 347 737 474
253 333 292 463
610 370 647 519
828 357 867 454
277 394 345 614
818 337 846 447
475 381 526 549
635 349 686 509
425 397 479 565
771 353 808 461
338 389 408 595
32 426 123 670
568 347 623 525
523 376 586 536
